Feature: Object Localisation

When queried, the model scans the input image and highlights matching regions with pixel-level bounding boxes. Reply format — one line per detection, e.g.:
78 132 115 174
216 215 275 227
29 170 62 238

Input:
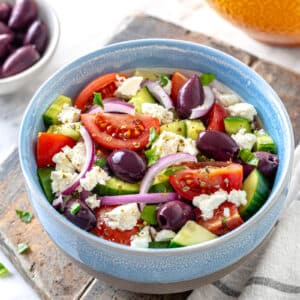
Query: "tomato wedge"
36 132 76 167
171 71 188 103
207 103 228 132
93 206 141 245
81 112 160 151
169 162 243 200
195 202 244 235
74 73 126 112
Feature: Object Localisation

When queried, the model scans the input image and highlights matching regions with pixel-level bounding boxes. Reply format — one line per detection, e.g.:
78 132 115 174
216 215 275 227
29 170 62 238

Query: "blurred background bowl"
207 0 300 46
0 0 59 95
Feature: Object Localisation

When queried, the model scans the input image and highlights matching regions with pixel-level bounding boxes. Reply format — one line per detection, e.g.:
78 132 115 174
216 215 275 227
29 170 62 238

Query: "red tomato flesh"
171 71 188 103
93 206 141 245
81 112 160 151
169 162 243 200
195 202 244 235
36 132 76 167
207 103 228 132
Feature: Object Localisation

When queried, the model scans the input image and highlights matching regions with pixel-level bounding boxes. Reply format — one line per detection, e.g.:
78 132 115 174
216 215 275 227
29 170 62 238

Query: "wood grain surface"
0 15 299 300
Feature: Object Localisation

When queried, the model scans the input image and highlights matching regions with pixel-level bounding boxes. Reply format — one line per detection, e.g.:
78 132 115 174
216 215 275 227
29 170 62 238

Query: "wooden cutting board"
0 15 299 300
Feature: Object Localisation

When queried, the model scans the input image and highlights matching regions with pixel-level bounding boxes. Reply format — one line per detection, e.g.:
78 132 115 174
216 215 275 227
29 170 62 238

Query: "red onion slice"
140 153 197 194
61 126 95 196
100 192 178 206
52 195 63 211
142 80 174 109
88 99 135 115
189 86 214 119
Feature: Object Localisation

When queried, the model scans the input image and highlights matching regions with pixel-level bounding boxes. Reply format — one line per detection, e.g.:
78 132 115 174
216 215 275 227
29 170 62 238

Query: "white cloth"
189 145 300 300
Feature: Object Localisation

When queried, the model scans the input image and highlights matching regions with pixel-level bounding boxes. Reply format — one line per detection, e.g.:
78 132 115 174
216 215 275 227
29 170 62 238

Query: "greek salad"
36 69 279 248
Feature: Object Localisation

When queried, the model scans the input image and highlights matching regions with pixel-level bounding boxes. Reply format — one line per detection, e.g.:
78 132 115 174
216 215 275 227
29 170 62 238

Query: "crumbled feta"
256 128 266 136
141 103 174 125
214 91 241 107
63 142 86 171
114 76 143 99
80 166 110 191
193 190 228 220
57 104 81 124
50 170 77 194
52 151 76 173
232 128 257 150
152 131 199 159
227 102 257 121
104 203 141 231
228 189 247 206
223 207 230 218
115 74 126 87
85 194 101 210
131 226 152 248
155 229 176 242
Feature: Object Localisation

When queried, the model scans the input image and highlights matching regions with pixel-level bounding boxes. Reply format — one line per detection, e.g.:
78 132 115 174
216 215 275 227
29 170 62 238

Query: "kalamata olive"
254 151 279 179
0 34 12 58
8 0 37 30
1 44 39 77
157 200 195 231
24 19 48 53
177 74 204 118
196 130 239 161
107 149 146 183
64 198 97 231
12 30 25 47
0 2 12 22
0 21 11 34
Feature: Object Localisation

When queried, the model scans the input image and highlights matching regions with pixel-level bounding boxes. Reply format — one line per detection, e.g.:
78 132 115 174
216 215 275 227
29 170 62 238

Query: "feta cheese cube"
131 226 152 248
57 104 81 124
80 166 110 191
63 142 86 171
155 229 176 242
85 194 101 210
228 189 247 206
104 203 141 231
213 88 241 107
114 76 143 99
52 151 76 173
232 128 257 150
227 102 257 121
178 137 199 156
50 170 77 194
141 103 174 125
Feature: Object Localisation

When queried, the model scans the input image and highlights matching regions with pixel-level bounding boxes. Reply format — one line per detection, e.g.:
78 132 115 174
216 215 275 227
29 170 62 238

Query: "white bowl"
0 0 60 94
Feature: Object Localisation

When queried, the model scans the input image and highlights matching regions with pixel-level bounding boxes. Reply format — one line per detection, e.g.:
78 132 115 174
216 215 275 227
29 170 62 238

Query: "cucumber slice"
185 120 206 139
37 167 54 203
254 131 276 153
47 122 81 140
169 221 217 248
141 205 158 225
160 120 186 137
149 241 170 248
93 177 140 196
224 116 251 134
43 95 72 126
239 169 270 220
128 87 156 113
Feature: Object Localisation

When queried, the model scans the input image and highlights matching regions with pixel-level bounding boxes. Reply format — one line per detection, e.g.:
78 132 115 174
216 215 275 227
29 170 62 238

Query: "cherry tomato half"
207 103 228 132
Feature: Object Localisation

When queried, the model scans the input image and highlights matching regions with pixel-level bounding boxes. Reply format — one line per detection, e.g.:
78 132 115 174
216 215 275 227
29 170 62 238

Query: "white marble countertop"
0 0 299 299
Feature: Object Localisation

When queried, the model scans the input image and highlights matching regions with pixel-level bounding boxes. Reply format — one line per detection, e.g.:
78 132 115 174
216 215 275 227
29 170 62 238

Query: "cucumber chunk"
254 131 276 153
93 177 140 196
224 116 251 134
43 95 72 126
169 221 217 248
185 120 206 140
239 169 270 220
141 205 158 225
160 120 186 137
129 87 156 113
37 167 54 203
47 122 81 140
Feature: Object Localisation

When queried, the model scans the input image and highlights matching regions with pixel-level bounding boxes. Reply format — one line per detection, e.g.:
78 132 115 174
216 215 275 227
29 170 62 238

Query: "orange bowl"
207 0 300 46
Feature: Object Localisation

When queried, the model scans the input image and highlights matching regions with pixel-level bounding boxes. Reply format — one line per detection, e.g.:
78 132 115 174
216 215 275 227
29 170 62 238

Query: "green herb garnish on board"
93 92 104 109
15 210 33 223
17 243 29 254
0 263 9 277
200 73 215 85
145 148 159 167
146 127 158 147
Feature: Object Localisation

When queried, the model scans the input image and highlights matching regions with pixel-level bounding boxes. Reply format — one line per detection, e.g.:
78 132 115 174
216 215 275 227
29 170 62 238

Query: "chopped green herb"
70 202 81 215
15 210 33 223
95 157 107 167
205 166 210 174
164 166 186 176
239 149 259 166
200 73 215 85
93 92 104 109
0 263 9 277
159 75 169 87
145 147 159 167
221 217 227 227
17 243 29 254
146 127 158 147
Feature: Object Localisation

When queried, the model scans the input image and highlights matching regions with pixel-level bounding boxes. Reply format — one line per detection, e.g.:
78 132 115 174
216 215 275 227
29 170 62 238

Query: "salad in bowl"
36 68 279 249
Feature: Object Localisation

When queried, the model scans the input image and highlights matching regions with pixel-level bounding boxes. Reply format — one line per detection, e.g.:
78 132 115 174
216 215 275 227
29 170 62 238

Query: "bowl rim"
19 38 294 255
0 0 60 83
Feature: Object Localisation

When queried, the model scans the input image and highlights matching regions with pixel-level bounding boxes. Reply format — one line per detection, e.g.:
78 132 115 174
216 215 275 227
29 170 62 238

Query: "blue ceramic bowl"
19 39 294 293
